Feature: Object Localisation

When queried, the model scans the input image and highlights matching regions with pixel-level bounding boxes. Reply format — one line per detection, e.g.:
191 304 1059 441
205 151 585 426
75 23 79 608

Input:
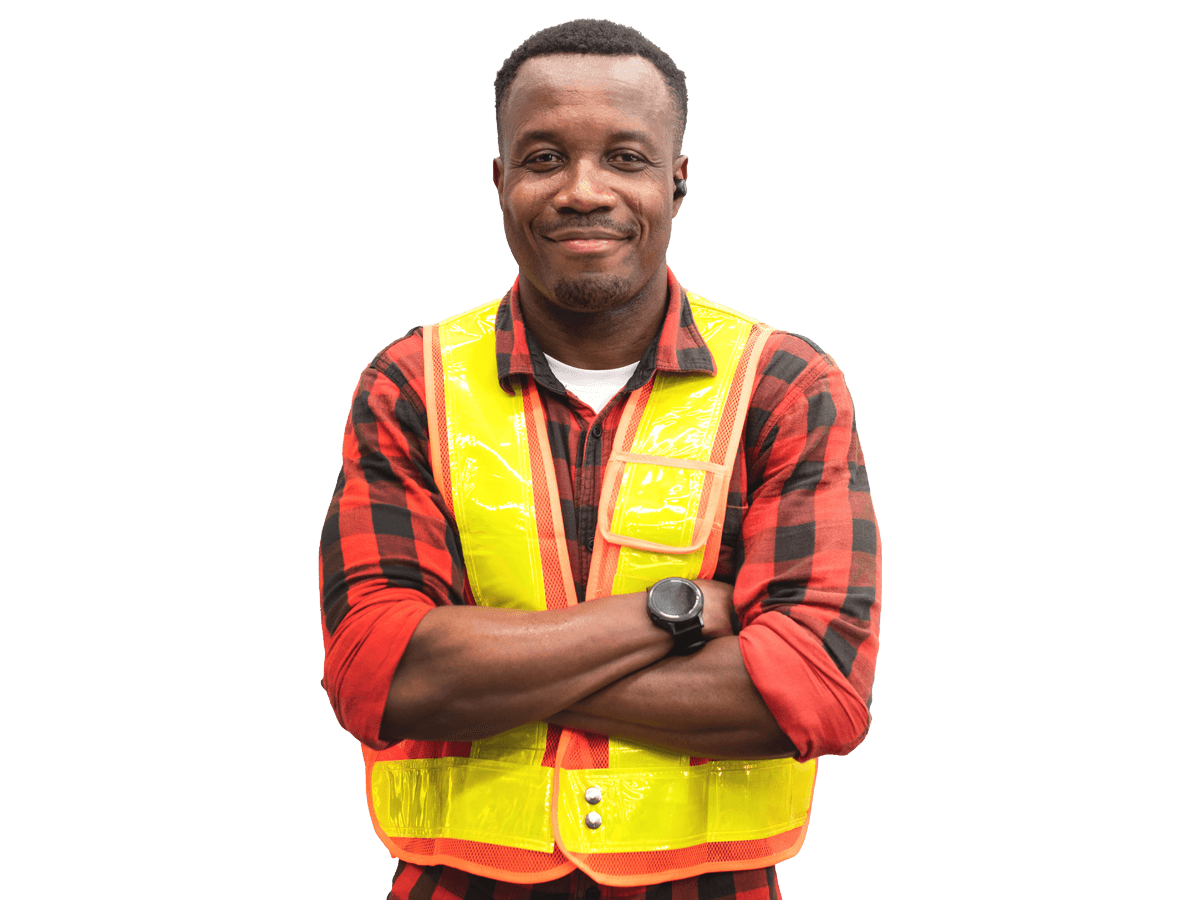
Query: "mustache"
535 215 638 239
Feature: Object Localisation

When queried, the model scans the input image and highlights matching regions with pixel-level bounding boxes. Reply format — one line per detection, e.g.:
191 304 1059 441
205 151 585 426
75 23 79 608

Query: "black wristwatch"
646 577 706 655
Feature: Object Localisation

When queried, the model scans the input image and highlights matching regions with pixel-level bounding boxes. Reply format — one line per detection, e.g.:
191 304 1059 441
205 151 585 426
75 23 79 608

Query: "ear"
489 160 504 199
672 156 689 217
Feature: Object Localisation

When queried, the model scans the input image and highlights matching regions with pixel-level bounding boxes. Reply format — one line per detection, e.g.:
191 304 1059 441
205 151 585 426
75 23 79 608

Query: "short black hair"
494 19 687 150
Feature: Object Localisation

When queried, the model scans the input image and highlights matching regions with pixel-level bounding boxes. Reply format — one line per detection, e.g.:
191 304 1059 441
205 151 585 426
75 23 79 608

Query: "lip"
555 238 623 253
542 230 631 255
545 230 629 241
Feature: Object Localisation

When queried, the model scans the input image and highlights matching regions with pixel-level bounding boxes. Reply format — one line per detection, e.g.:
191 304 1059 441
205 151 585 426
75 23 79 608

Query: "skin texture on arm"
548 637 795 759
379 580 741 745
380 592 669 742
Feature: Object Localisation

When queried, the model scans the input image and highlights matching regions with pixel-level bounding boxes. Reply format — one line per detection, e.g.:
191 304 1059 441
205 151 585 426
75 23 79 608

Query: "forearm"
379 592 673 743
548 637 795 759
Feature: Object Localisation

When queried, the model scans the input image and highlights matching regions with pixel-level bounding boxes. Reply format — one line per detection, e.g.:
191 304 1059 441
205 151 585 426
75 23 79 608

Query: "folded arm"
322 333 879 761
381 576 786 754
548 635 795 758
378 591 675 743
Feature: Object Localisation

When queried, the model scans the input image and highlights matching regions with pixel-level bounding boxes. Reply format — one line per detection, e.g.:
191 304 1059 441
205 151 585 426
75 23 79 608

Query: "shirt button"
586 888 601 900
591 423 602 438
585 811 602 829
585 786 602 805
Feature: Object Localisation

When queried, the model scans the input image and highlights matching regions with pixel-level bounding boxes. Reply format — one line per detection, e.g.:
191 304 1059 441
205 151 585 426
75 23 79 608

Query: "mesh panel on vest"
394 836 568 877
709 323 763 466
586 381 653 601
430 325 454 515
561 730 610 769
523 385 571 612
695 474 719 535
622 384 653 453
585 732 609 768
540 724 561 768
383 739 473 762
590 482 623 600
697 507 723 579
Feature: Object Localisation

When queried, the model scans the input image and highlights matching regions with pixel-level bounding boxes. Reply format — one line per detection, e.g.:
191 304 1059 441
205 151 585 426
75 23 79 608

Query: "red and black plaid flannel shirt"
320 273 881 900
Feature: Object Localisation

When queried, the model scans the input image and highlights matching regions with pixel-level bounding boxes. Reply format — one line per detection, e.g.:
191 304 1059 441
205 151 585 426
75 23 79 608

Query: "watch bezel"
647 577 704 622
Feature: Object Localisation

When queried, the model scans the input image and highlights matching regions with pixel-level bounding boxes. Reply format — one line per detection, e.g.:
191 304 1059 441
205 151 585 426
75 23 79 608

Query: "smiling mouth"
541 229 635 256
552 236 626 253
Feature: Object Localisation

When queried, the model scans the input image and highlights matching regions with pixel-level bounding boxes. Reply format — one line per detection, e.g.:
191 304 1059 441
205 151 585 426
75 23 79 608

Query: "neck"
516 269 669 370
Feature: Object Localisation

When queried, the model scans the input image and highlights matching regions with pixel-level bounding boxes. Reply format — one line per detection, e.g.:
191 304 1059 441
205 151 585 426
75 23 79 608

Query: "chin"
551 273 637 312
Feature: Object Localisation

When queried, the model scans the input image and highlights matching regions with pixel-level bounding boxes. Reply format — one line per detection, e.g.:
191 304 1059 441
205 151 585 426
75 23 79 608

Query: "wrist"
646 577 706 655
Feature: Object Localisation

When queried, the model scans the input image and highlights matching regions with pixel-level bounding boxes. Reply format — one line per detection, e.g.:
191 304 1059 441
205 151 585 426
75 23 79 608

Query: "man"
320 19 880 900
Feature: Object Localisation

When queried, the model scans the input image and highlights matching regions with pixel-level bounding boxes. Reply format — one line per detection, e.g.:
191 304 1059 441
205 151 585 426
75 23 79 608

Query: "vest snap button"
585 786 602 805
585 811 602 829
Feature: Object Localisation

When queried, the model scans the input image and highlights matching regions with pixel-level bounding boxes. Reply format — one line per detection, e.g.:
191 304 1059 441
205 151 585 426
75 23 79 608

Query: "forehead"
500 54 676 149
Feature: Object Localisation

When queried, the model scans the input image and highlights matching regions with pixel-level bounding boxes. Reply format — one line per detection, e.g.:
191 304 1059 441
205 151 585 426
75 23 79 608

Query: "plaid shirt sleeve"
735 332 880 760
319 328 466 750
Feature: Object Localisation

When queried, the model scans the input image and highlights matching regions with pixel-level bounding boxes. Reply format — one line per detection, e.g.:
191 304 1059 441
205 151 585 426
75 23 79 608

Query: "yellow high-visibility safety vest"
362 292 817 886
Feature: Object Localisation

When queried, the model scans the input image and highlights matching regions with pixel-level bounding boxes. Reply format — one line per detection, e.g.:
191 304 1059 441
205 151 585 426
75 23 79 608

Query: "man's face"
493 54 687 314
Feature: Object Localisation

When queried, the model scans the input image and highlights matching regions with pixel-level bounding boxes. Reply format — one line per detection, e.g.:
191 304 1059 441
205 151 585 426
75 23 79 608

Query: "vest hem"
391 847 577 885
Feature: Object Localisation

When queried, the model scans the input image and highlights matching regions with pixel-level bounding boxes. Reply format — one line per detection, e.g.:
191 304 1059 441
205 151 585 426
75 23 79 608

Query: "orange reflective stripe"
525 375 578 610
422 318 448 504
584 379 653 602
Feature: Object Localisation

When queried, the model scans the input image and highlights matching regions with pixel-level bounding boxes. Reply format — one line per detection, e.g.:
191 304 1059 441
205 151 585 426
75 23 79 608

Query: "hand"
694 579 736 640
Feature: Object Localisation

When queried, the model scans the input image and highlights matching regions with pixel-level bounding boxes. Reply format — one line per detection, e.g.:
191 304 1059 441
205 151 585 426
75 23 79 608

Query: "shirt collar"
495 268 716 396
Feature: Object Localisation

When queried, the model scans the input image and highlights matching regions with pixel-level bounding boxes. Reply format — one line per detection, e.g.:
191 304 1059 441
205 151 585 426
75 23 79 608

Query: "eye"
611 151 647 168
523 151 563 170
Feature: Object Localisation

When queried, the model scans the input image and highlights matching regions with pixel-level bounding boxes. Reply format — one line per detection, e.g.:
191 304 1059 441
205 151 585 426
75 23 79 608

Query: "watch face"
651 578 702 620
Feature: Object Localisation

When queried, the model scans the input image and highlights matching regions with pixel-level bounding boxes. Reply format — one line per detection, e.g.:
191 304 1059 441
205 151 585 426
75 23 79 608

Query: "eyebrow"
512 129 657 147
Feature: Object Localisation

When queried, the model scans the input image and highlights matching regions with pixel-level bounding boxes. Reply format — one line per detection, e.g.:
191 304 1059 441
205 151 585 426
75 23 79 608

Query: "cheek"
630 194 660 240
501 198 536 246
640 196 672 243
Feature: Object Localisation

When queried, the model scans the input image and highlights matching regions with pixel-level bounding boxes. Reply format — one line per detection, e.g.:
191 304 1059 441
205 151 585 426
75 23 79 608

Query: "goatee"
551 274 635 312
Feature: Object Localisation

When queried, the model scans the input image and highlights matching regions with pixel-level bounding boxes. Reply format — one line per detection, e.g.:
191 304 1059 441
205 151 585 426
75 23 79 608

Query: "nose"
553 161 615 214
